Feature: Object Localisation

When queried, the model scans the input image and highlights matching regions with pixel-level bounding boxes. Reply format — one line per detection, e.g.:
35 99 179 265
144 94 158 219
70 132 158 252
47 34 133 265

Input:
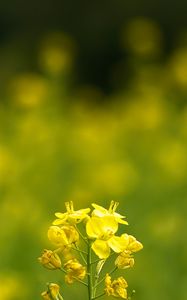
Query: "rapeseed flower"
105 274 128 299
86 216 129 258
39 201 143 300
38 249 62 269
121 234 143 253
48 225 79 249
64 258 86 284
115 234 143 269
53 201 90 225
115 253 134 269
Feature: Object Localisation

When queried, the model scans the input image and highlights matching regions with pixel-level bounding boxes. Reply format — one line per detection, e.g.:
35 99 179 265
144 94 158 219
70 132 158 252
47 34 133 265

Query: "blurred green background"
0 1 187 300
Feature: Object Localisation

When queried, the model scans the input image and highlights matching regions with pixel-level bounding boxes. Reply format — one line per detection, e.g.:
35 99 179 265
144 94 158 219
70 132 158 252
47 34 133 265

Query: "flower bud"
38 249 62 269
115 253 134 269
64 258 86 284
41 283 63 300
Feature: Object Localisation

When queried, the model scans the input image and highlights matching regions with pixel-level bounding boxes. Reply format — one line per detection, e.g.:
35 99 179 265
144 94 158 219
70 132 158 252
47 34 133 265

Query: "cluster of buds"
39 201 143 300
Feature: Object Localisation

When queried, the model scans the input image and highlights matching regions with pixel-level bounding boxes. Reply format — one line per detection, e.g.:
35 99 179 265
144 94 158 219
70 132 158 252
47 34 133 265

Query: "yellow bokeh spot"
0 274 28 300
10 73 47 108
123 18 162 57
156 140 187 181
39 32 75 75
169 47 187 87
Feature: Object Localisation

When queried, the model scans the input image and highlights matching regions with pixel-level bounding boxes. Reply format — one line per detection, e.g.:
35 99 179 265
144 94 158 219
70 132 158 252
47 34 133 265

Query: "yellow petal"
76 208 91 215
86 216 118 239
92 203 108 216
129 241 143 252
92 240 110 259
55 212 67 218
108 235 128 253
48 226 68 246
52 218 67 225
101 216 118 236
86 217 105 238
115 217 128 225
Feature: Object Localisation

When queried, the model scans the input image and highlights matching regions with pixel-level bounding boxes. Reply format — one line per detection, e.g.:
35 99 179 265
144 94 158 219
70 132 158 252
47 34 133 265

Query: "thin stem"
94 266 117 288
59 268 88 287
92 292 105 300
75 225 89 245
91 258 101 265
72 245 88 255
87 240 93 300
74 244 87 264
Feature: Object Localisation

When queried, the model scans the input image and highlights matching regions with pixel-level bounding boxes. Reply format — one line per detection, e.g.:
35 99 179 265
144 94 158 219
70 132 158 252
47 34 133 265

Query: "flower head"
64 258 86 284
115 234 143 269
38 249 62 269
53 201 90 225
121 234 143 254
86 216 128 259
48 225 79 249
105 274 128 299
92 201 128 225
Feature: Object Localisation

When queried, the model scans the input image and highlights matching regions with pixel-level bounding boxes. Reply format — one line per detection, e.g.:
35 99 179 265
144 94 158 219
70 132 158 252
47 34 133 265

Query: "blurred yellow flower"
53 201 90 225
39 32 75 75
92 201 128 224
10 73 47 108
105 274 128 299
86 216 128 258
48 225 79 249
170 47 187 87
38 249 61 269
123 18 162 57
64 258 86 284
0 275 28 300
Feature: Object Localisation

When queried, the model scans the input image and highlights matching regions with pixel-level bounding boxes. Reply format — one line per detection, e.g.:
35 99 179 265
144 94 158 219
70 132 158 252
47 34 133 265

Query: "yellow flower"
92 201 128 225
38 249 62 269
48 225 79 249
121 234 143 253
115 234 143 269
53 201 90 225
105 274 128 299
86 216 129 259
115 253 134 269
64 258 86 284
41 283 63 300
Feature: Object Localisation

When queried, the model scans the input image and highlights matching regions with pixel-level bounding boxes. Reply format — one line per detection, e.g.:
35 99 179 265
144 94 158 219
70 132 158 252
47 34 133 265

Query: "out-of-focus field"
0 18 187 300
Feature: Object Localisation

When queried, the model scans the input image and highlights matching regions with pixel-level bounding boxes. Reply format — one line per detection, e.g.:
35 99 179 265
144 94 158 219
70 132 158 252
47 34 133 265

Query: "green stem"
76 225 89 245
72 245 87 255
92 292 105 300
74 244 87 264
91 258 101 265
87 240 93 300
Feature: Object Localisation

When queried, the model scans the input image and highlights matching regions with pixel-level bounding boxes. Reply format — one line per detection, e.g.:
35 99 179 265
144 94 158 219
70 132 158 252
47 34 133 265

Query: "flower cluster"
39 201 143 300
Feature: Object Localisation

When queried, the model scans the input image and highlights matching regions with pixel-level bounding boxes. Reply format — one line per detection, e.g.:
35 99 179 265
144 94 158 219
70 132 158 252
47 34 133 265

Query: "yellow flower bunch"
39 201 143 300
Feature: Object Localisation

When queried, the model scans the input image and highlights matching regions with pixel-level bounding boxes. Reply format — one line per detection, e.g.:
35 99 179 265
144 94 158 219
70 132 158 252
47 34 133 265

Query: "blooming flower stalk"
39 201 143 300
